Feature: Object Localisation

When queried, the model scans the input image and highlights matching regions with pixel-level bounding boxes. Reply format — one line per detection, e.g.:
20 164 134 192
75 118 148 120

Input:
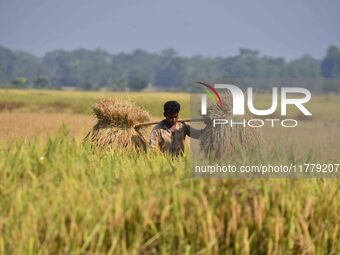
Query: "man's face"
164 112 179 127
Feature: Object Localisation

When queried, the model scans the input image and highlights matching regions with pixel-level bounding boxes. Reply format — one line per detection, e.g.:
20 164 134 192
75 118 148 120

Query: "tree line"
0 45 339 92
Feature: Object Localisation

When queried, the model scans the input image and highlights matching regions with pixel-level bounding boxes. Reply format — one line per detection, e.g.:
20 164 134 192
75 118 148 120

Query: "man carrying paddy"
149 101 207 156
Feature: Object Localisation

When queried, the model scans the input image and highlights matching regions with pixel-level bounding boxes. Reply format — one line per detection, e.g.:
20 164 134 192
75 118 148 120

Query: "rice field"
0 89 339 254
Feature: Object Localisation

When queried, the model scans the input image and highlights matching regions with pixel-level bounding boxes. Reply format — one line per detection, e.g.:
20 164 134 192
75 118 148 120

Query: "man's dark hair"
164 101 181 115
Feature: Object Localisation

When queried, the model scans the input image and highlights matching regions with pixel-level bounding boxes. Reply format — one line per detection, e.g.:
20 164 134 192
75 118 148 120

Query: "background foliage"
1 45 340 92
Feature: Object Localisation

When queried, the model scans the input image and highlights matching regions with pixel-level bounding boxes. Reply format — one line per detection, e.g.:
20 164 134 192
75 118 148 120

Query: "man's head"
163 100 180 127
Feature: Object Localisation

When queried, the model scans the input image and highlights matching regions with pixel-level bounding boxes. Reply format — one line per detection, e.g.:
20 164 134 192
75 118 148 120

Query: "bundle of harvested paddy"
199 92 261 158
85 98 151 150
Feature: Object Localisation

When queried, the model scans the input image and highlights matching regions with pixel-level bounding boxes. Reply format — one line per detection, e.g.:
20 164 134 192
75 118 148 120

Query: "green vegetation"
1 45 340 92
10 77 28 88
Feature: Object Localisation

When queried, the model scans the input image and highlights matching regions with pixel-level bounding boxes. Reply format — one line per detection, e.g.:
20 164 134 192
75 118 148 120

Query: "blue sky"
0 0 339 59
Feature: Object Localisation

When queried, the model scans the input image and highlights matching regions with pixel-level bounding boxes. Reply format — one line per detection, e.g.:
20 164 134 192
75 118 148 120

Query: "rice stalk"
85 98 150 150
199 92 261 158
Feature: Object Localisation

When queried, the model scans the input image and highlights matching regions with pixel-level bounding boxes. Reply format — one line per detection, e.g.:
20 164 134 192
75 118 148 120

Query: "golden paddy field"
0 89 339 254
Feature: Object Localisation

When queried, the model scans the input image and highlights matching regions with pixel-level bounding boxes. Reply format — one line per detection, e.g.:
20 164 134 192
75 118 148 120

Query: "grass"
0 128 339 254
0 89 339 254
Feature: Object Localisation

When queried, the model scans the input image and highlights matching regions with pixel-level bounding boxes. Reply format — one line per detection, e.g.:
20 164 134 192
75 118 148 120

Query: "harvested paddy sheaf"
199 92 261 158
85 98 151 150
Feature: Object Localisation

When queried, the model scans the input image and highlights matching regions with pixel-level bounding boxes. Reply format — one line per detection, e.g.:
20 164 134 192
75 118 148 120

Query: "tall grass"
0 126 339 254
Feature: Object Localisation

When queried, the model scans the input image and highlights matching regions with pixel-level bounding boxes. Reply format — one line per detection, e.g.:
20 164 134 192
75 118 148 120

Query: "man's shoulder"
152 120 186 132
153 120 167 130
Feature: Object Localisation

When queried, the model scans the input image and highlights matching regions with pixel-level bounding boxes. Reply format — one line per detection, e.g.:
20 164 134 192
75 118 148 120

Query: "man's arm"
183 118 212 139
183 123 205 139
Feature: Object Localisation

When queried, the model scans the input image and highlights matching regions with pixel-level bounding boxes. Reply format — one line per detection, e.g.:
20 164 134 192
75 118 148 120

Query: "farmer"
149 100 208 156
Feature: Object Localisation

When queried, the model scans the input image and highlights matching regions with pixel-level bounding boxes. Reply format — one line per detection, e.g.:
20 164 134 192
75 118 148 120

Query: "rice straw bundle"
85 98 150 150
199 92 261 158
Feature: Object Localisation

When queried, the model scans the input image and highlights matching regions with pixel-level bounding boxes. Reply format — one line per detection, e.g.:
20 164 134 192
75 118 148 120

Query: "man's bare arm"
184 123 205 139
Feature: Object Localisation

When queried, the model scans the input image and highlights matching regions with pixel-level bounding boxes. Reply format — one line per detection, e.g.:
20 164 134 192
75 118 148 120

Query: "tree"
79 81 93 90
0 46 13 83
322 79 340 93
154 57 188 89
321 46 340 92
286 55 320 78
11 77 28 88
321 45 340 78
160 48 178 58
110 80 126 91
33 77 49 88
2 44 337 92
128 77 147 91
